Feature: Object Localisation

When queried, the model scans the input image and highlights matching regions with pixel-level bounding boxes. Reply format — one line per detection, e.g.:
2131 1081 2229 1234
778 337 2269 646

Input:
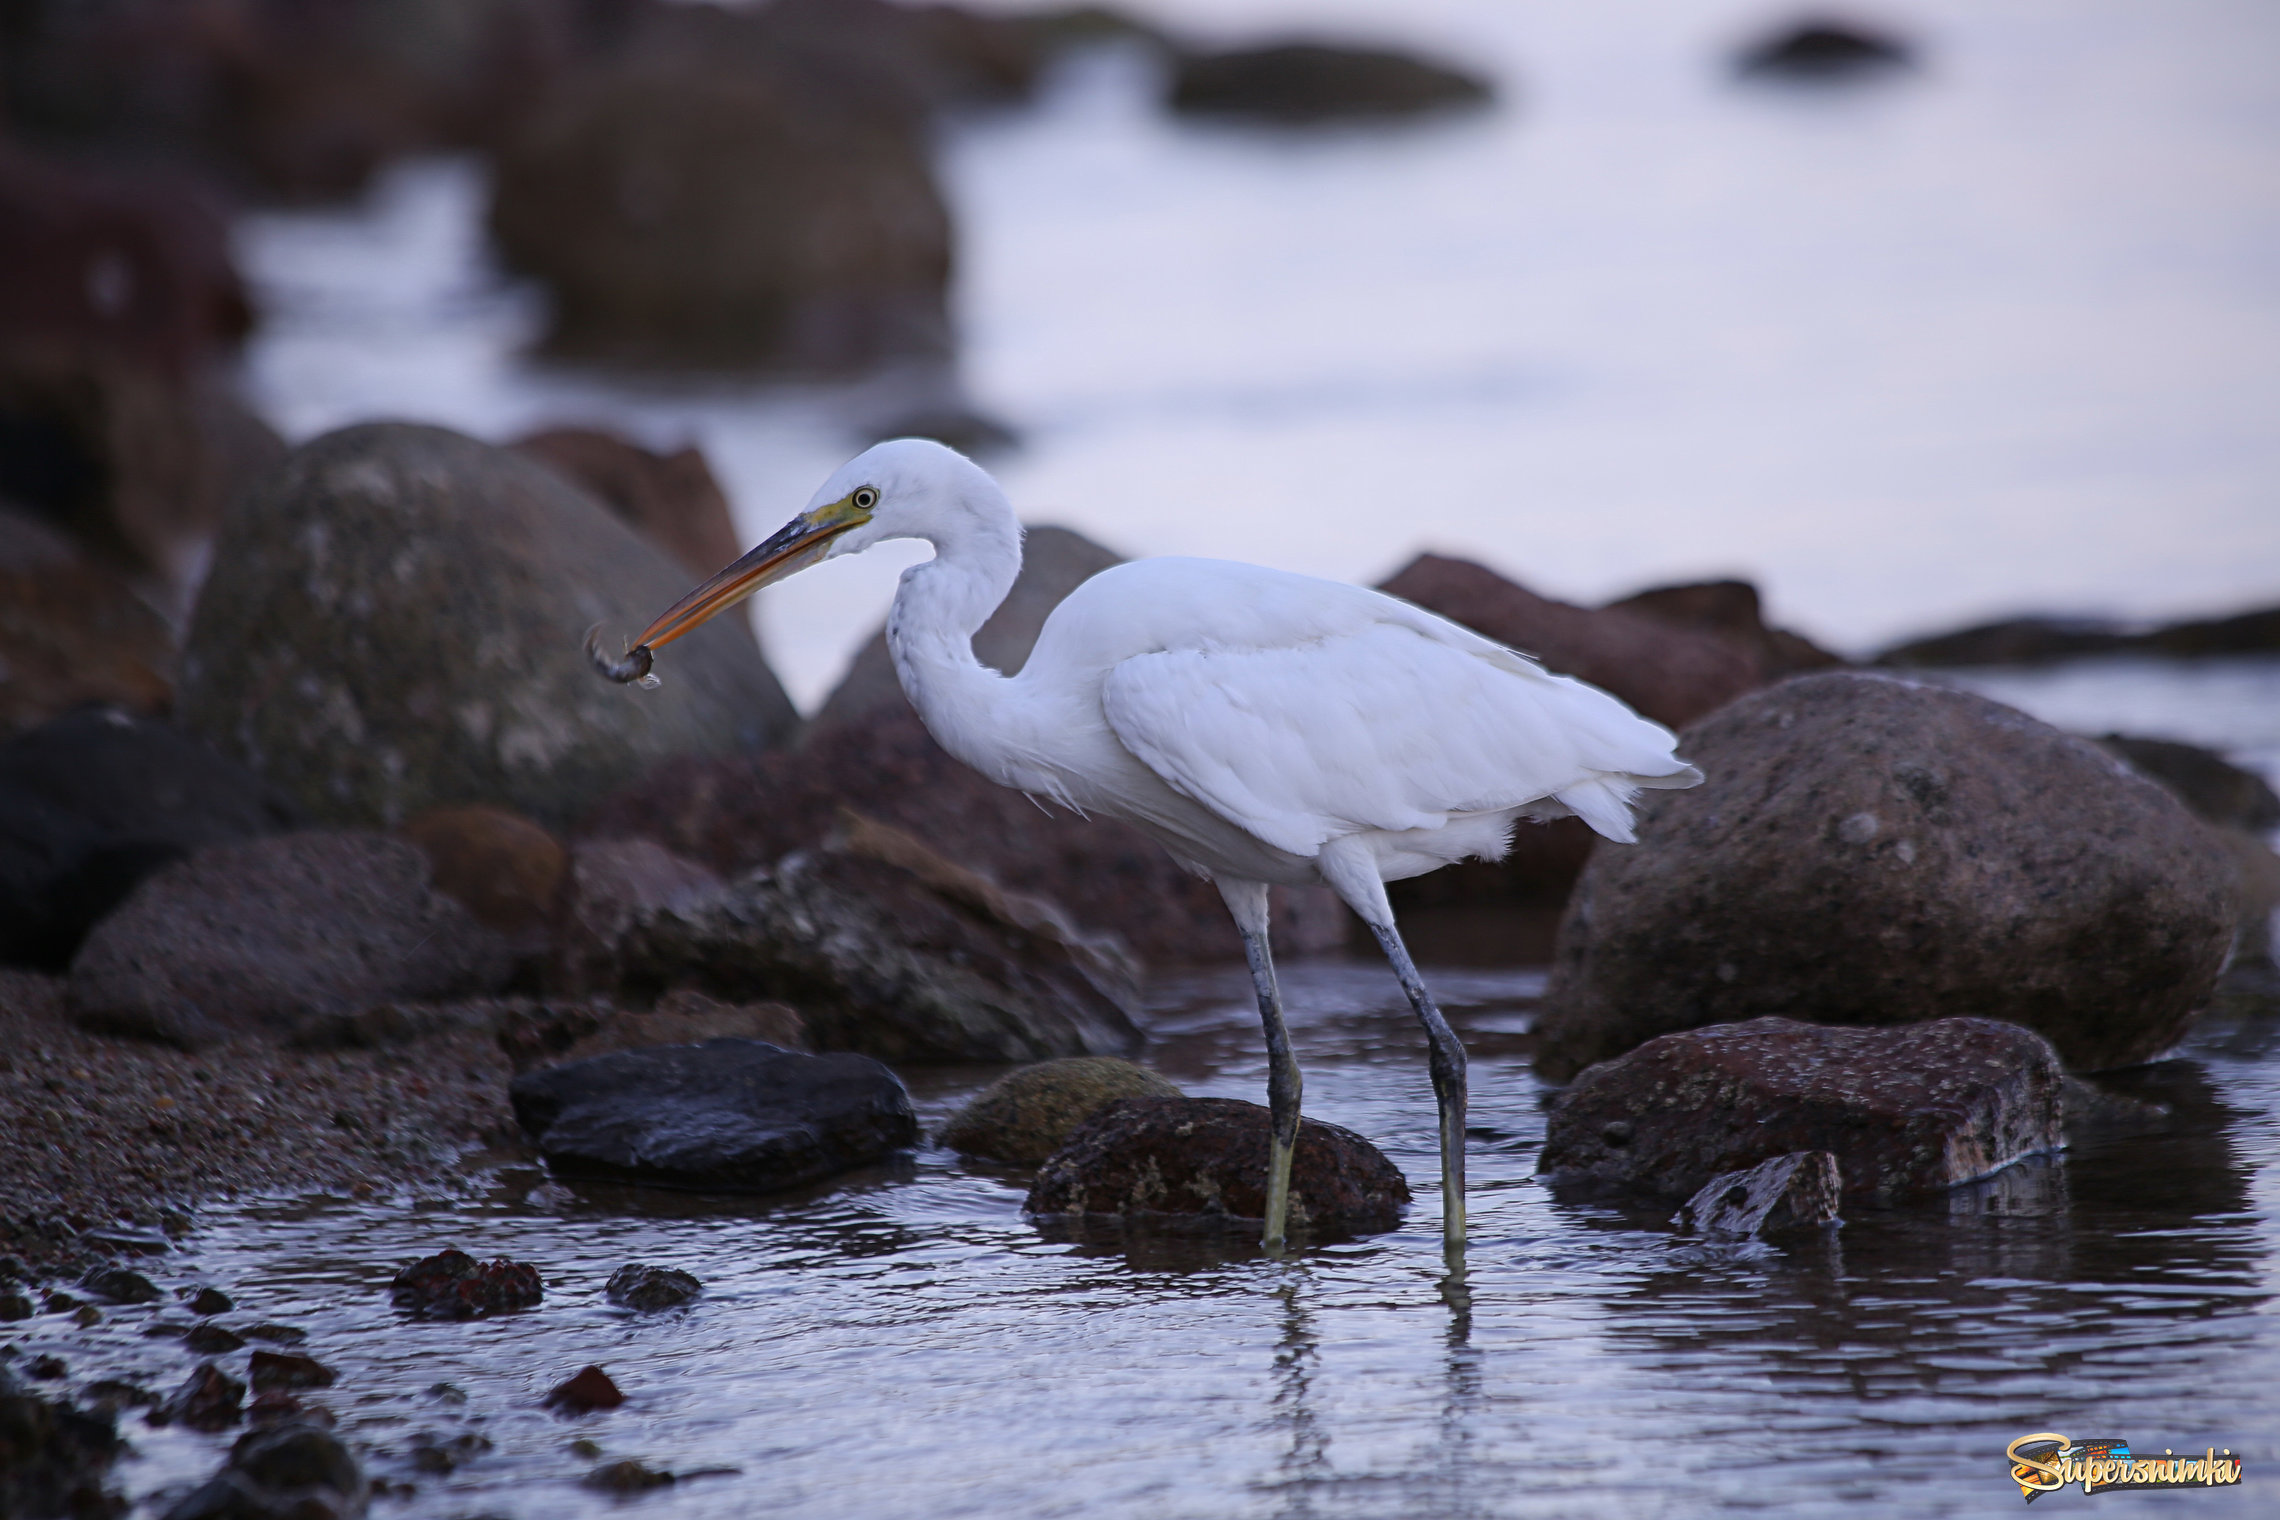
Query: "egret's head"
591 437 998 681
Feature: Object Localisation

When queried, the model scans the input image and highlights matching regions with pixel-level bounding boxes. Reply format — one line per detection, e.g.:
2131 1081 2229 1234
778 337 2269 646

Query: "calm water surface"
28 964 2275 1518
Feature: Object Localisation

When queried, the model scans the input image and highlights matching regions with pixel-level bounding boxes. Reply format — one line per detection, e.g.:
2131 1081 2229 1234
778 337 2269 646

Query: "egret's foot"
1440 1104 1468 1250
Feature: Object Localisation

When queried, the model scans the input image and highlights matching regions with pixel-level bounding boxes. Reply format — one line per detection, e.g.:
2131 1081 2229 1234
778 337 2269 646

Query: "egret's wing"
1100 620 1692 857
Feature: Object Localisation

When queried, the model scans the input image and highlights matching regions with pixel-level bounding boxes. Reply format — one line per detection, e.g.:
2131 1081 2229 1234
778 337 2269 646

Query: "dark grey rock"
509 1038 918 1193
151 1362 244 1432
68 831 512 1048
940 1057 1181 1165
1027 1096 1410 1239
605 1264 702 1311
1170 42 1491 122
161 1418 366 1520
178 423 796 831
80 1264 160 1304
1736 19 1915 80
0 1365 125 1519
189 1286 234 1316
0 709 298 970
616 818 1143 1065
1538 1017 2064 1205
1675 1151 1841 1237
814 524 1124 728
1537 673 2235 1078
184 1322 244 1355
2098 734 2280 832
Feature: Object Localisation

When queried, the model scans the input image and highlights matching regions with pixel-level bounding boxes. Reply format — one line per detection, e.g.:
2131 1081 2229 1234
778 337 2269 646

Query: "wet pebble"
389 1248 543 1319
241 1322 307 1344
546 1365 624 1413
70 1304 101 1328
583 1458 675 1493
161 1418 365 1520
605 1263 702 1311
0 1290 31 1320
184 1321 245 1354
188 1286 234 1315
408 1429 492 1474
152 1362 244 1431
25 1353 67 1379
248 1350 335 1391
81 1264 161 1304
83 1378 157 1411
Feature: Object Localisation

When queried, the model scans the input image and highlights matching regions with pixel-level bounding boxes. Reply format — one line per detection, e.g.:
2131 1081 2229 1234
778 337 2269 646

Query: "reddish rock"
0 515 175 739
246 1351 334 1392
1379 554 1761 730
511 428 745 584
492 991 808 1073
1604 579 1843 682
1536 673 2235 1077
1027 1096 1410 1239
545 1365 624 1412
551 837 726 995
586 706 1342 966
67 830 512 1049
388 1249 543 1321
1537 1017 2064 1205
604 1264 702 1311
152 1362 243 1431
403 804 567 948
1675 1151 1842 1238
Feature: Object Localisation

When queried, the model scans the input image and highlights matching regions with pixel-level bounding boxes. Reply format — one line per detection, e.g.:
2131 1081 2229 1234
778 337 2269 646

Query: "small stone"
80 1265 161 1304
583 1459 675 1493
41 1290 81 1313
153 1363 244 1431
241 1323 307 1344
0 1291 33 1321
940 1057 1181 1165
247 1351 336 1391
71 1305 102 1328
84 1379 158 1410
246 1389 312 1424
408 1429 492 1474
142 1321 191 1339
604 1265 702 1312
187 1286 235 1316
568 1439 602 1458
1676 1151 1843 1238
184 1322 244 1354
25 1354 67 1379
389 1250 543 1320
546 1366 624 1413
425 1382 466 1404
1027 1097 1411 1240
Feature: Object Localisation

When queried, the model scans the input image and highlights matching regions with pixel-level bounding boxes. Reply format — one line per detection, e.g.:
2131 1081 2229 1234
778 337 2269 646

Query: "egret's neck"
885 498 1026 781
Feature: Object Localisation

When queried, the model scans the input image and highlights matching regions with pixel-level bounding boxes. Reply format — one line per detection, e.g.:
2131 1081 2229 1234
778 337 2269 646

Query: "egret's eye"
853 488 879 511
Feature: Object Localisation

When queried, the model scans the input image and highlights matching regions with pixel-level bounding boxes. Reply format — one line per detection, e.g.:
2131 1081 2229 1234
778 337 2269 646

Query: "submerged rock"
1675 1151 1842 1238
616 814 1143 1064
161 1418 366 1520
80 1264 160 1304
179 424 796 831
1169 42 1491 122
941 1057 1182 1165
584 1459 677 1494
1538 1017 2064 1205
605 1264 703 1311
0 708 298 971
545 1365 624 1413
152 1363 244 1432
1535 673 2234 1078
389 1250 544 1321
1027 1096 1410 1240
248 1352 335 1392
509 1038 918 1193
68 831 512 1049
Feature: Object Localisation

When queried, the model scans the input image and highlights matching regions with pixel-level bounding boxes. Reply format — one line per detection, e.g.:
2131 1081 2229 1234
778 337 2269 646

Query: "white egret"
593 439 1702 1251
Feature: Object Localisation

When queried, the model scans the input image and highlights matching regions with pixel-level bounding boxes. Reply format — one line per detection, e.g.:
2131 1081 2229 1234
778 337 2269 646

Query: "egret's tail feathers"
1639 763 1705 790
1554 778 1642 844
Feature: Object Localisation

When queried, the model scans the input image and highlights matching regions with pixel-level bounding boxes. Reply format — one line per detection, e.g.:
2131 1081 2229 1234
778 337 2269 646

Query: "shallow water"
21 963 2275 1517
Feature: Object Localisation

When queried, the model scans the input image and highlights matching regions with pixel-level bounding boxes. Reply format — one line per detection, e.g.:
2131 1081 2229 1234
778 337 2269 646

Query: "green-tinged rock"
941 1057 1180 1165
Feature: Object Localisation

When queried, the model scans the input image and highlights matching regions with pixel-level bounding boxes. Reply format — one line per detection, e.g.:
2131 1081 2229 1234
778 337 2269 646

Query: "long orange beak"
589 502 862 684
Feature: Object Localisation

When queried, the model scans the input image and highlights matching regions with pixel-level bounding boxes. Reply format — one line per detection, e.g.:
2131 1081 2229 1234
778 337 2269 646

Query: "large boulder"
616 811 1144 1064
1027 1096 1410 1240
510 427 745 584
1535 673 2235 1077
1538 1017 2063 1205
1168 42 1491 122
68 830 512 1048
509 1038 918 1192
549 836 726 995
0 708 298 970
488 32 952 370
940 1056 1180 1165
179 424 796 830
585 705 1350 965
813 523 1125 728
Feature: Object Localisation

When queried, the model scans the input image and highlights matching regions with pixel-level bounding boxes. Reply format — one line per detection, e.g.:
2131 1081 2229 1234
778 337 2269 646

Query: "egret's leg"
1220 879 1300 1252
1370 921 1469 1249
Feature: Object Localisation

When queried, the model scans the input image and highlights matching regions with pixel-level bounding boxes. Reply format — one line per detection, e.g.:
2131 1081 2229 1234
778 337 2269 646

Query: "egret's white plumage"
608 437 1704 1251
